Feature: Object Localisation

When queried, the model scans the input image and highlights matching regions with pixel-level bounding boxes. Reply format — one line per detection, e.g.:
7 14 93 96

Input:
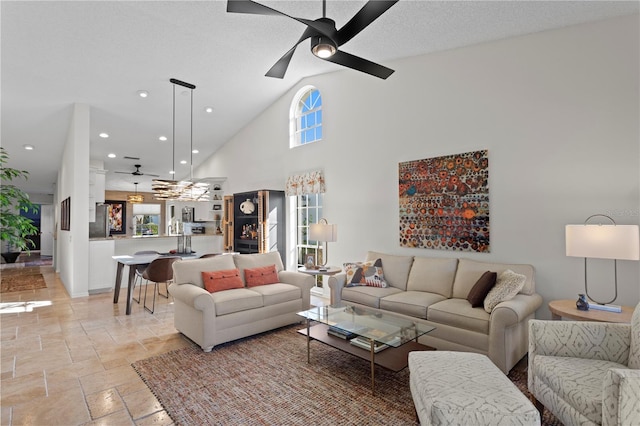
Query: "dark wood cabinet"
223 190 286 263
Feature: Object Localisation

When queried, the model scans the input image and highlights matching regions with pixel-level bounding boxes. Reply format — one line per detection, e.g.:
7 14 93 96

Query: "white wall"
56 103 90 297
196 15 640 318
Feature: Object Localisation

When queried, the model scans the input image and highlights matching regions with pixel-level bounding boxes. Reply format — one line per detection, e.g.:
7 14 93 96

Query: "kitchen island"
88 234 224 293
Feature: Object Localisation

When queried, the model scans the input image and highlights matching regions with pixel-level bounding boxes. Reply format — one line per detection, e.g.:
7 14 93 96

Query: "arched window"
290 86 322 148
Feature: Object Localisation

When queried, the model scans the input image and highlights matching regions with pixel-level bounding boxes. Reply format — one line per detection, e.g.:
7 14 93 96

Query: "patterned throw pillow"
343 258 388 288
202 269 244 293
244 264 279 287
483 269 526 313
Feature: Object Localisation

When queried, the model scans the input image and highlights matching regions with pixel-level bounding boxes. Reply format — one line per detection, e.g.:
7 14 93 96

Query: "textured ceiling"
2 1 638 194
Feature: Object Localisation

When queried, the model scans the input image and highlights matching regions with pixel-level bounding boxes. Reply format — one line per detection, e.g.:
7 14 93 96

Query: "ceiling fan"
114 164 160 178
227 0 398 79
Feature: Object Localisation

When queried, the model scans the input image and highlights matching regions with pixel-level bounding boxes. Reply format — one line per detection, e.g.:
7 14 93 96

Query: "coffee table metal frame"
297 304 435 394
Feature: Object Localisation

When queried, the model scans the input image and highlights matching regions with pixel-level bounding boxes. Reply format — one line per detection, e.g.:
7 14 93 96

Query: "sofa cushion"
342 286 403 309
210 288 264 316
380 291 447 319
247 283 301 306
483 269 526 313
202 269 244 293
233 252 285 286
466 271 497 307
365 251 414 291
244 264 279 287
427 299 491 334
532 355 628 424
406 257 458 297
344 258 387 288
451 259 535 299
173 255 237 289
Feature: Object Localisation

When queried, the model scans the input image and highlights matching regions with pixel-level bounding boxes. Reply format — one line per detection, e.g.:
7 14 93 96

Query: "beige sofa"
329 251 543 373
169 252 314 352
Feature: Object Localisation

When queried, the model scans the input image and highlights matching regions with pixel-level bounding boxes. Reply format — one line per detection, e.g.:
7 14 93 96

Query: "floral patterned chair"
528 302 640 425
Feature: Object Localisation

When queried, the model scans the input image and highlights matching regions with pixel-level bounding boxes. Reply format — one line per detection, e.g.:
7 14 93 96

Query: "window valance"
285 170 325 196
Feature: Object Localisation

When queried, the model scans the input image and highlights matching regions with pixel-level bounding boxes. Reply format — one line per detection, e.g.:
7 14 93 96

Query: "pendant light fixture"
127 182 144 204
152 78 210 201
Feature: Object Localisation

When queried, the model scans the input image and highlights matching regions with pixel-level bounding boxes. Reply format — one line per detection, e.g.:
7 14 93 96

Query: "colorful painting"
106 200 126 235
399 150 490 252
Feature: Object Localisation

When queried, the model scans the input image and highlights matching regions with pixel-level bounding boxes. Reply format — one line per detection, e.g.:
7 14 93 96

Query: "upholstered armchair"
528 302 640 425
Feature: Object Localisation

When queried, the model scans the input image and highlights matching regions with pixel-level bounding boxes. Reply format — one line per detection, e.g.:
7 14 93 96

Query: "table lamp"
565 214 639 312
309 218 337 267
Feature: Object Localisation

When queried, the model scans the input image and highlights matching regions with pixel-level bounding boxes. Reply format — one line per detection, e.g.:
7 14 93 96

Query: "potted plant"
0 147 39 263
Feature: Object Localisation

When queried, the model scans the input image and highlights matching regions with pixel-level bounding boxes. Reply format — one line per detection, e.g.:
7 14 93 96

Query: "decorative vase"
1 252 21 264
240 198 255 214
576 294 589 311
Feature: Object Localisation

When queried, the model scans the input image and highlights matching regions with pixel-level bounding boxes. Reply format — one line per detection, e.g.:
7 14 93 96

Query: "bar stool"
132 250 158 303
142 256 180 314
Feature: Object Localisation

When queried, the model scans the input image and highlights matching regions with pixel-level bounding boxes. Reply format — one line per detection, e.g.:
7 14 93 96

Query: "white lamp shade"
566 224 640 260
310 223 337 243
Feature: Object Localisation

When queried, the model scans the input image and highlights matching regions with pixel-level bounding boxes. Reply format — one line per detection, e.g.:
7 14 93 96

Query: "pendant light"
127 182 144 204
152 79 210 201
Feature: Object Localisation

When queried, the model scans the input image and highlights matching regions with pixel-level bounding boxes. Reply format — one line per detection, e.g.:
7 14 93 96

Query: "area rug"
132 326 561 425
1 272 47 293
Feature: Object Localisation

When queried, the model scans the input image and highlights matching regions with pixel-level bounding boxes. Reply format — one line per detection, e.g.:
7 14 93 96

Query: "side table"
297 266 342 276
297 266 342 302
548 299 633 323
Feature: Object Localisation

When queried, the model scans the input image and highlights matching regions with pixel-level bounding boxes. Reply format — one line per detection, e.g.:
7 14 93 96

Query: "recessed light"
192 149 199 154
180 160 187 164
99 132 109 138
169 170 175 175
204 106 214 113
107 153 116 158
23 144 34 150
137 90 149 98
159 136 167 141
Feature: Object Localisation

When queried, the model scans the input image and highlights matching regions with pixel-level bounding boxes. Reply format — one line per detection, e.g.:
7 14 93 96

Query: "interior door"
40 204 54 256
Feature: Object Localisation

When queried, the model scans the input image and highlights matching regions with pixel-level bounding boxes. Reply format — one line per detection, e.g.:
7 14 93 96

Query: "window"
290 86 322 148
296 193 325 290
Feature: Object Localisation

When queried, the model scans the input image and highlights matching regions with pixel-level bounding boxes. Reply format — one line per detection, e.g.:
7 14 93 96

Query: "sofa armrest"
278 271 314 291
328 273 347 305
168 283 215 312
491 293 543 327
529 319 631 363
603 368 640 426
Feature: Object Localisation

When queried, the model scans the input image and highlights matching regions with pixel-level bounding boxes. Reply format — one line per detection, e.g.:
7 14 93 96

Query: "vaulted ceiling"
2 1 637 195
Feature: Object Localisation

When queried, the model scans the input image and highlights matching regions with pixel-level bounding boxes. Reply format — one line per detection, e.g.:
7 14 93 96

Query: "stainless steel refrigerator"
89 203 110 238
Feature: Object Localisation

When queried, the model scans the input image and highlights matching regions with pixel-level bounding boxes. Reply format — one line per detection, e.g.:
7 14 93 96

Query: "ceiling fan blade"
266 27 315 79
227 0 336 42
324 50 394 79
114 171 132 175
335 0 399 46
146 173 161 178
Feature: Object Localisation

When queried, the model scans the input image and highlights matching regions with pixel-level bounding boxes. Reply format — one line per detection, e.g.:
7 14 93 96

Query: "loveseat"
328 251 543 373
168 252 314 352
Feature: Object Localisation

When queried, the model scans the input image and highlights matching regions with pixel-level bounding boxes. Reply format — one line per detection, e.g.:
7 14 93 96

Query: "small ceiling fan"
227 0 398 79
114 164 160 178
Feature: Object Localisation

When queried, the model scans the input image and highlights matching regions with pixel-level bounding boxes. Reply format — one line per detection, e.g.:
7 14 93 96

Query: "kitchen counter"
90 234 220 241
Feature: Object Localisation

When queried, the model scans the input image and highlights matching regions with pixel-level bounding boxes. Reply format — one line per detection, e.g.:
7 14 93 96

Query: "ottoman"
408 351 540 426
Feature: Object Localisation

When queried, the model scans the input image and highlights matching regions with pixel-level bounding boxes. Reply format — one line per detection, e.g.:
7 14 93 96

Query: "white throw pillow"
483 269 527 313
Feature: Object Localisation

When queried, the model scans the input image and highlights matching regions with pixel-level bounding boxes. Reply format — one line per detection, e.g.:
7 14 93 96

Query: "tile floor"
1 261 327 425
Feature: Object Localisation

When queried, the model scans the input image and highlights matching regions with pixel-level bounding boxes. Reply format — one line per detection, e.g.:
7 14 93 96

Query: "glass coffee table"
297 304 435 394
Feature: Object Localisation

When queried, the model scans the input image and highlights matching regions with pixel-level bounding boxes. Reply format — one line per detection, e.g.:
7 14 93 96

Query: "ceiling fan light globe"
311 36 336 59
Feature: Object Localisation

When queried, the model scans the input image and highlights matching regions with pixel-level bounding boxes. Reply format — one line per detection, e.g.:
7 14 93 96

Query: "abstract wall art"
399 150 490 252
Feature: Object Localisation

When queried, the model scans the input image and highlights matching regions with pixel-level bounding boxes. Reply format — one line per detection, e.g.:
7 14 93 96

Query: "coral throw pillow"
244 264 279 287
202 269 244 293
343 258 387 288
466 271 497 308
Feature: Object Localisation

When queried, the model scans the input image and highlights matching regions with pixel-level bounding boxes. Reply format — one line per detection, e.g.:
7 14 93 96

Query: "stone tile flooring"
1 263 328 425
